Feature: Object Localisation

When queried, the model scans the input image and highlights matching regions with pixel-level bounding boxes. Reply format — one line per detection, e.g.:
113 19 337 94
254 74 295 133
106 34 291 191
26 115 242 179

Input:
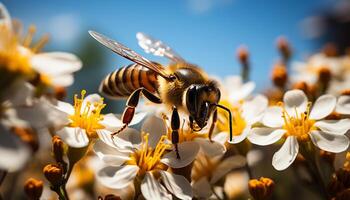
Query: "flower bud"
236 46 249 65
341 90 350 96
248 177 274 200
322 43 338 57
24 178 43 200
276 36 292 61
318 67 332 85
52 136 65 163
271 63 288 88
43 164 63 187
54 86 67 100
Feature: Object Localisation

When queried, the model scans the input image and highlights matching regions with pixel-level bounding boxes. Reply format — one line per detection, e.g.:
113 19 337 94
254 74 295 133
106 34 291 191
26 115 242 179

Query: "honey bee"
89 31 233 158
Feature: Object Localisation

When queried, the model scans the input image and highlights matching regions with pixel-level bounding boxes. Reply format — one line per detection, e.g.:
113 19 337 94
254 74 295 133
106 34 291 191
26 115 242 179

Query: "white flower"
94 125 197 200
0 3 82 87
217 75 255 103
217 95 268 144
291 53 343 84
54 90 145 148
192 152 246 199
248 89 350 170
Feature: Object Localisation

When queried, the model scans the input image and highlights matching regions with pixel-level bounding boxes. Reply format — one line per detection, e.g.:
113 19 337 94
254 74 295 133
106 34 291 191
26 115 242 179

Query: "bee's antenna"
214 104 233 142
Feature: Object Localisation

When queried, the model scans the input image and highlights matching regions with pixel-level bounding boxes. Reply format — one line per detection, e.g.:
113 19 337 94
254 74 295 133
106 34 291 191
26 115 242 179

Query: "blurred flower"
217 75 255 103
224 171 250 199
191 152 246 199
94 119 196 199
249 89 350 170
0 3 82 88
54 90 145 148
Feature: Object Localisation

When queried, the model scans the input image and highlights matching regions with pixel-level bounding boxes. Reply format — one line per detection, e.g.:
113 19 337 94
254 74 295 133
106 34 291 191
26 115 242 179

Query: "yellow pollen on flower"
126 133 171 176
0 25 33 75
69 90 106 137
280 102 316 142
217 100 247 136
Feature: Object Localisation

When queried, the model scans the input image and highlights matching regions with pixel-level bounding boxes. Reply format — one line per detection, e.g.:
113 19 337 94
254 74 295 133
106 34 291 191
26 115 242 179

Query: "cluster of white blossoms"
2 2 350 200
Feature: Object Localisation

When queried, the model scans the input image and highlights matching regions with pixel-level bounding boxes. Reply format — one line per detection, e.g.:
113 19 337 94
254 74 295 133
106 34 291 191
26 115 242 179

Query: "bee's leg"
111 87 161 137
208 109 218 142
171 106 181 159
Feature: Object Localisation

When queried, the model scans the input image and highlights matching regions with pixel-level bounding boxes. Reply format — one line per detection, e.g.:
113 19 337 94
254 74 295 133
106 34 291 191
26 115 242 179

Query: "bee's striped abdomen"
99 64 159 98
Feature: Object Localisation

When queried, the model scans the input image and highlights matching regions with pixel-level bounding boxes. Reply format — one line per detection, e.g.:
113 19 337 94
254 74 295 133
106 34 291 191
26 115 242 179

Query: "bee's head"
185 82 220 129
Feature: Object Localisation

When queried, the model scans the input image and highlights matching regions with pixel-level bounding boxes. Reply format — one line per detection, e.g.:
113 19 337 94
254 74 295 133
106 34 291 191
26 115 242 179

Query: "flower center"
281 102 316 141
126 133 170 176
69 90 106 137
217 100 246 136
0 25 33 75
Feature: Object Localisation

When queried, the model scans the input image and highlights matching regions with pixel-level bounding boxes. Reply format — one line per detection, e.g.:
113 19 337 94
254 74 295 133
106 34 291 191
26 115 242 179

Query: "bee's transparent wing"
136 32 186 63
89 30 174 80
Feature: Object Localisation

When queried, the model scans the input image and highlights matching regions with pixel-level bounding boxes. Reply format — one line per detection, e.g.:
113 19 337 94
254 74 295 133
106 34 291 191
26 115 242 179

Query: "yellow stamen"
69 90 106 137
281 102 316 141
126 133 171 176
0 25 33 75
217 100 247 136
22 25 36 47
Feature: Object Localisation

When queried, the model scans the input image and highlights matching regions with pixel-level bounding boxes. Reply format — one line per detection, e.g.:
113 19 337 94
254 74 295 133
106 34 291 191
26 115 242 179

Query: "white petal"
242 95 268 124
97 165 138 189
309 94 336 120
117 128 142 145
262 106 284 128
272 136 299 171
6 81 34 106
129 112 147 126
283 90 308 116
160 171 193 200
248 128 285 146
212 131 229 145
192 177 212 198
0 125 30 172
141 172 172 200
55 101 74 115
141 115 167 149
51 74 74 87
100 114 123 132
195 138 226 157
229 81 255 102
0 3 11 29
310 130 349 153
161 141 200 168
96 129 136 152
17 98 70 129
247 149 263 166
336 95 350 114
57 127 89 148
210 155 246 184
314 119 350 135
93 140 130 166
31 52 82 75
228 126 250 144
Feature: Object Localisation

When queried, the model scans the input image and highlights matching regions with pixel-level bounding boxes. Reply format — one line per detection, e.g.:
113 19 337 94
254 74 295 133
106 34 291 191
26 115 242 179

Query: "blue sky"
4 0 334 88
